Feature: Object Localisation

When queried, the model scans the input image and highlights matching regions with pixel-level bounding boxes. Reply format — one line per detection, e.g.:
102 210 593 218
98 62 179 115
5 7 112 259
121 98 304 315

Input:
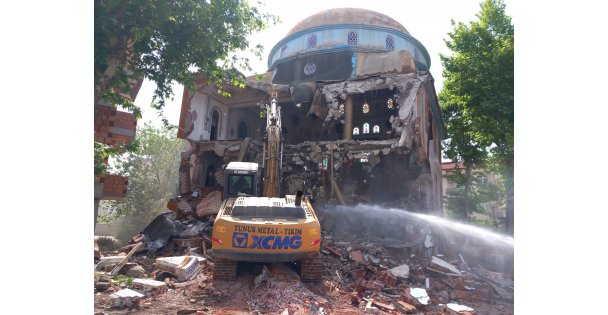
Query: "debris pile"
94 187 512 314
178 137 438 213
316 228 513 314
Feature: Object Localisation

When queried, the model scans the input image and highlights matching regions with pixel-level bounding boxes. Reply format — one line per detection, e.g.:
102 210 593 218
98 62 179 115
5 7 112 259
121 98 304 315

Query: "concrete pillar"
343 95 353 140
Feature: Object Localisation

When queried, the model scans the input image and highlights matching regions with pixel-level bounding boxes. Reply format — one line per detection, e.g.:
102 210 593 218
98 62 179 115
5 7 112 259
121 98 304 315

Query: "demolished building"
94 10 515 314
175 8 445 215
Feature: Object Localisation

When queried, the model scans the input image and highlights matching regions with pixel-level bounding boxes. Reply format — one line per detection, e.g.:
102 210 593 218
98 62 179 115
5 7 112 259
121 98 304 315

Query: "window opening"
210 109 220 140
385 35 395 50
347 31 358 46
373 125 380 133
237 121 248 139
353 127 360 135
363 123 370 134
227 175 253 196
306 34 317 49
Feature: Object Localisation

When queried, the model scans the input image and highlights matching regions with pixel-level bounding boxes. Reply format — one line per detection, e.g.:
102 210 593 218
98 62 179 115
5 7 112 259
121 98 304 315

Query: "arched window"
280 45 288 58
373 125 380 133
347 31 358 46
306 34 317 49
363 123 370 134
237 121 248 139
210 109 220 140
353 127 360 135
385 35 395 51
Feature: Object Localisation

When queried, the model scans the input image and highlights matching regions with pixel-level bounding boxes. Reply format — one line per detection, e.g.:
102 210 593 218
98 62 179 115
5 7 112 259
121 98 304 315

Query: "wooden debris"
371 300 395 311
397 301 417 312
109 242 143 276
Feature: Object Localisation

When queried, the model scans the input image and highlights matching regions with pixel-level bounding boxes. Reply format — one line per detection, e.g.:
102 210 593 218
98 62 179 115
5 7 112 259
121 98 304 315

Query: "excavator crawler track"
300 255 323 282
212 259 237 281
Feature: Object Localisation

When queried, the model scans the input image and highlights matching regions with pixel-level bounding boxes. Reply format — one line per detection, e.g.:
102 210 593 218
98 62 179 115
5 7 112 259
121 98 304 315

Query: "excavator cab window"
227 175 254 196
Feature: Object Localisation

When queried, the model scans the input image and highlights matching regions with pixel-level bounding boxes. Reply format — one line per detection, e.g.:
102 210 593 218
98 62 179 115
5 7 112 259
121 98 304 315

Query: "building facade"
176 8 445 213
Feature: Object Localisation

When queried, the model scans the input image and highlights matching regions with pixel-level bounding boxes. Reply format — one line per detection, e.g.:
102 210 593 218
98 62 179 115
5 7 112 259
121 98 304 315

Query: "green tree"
444 169 505 227
95 0 276 123
439 0 514 233
100 124 185 241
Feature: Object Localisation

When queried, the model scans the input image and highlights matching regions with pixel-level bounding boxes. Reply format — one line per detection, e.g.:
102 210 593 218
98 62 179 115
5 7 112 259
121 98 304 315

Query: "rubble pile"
317 230 513 314
94 222 513 314
94 186 512 314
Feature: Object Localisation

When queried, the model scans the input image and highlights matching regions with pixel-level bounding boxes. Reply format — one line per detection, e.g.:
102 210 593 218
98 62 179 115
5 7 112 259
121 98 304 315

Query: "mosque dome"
268 8 431 83
286 8 410 37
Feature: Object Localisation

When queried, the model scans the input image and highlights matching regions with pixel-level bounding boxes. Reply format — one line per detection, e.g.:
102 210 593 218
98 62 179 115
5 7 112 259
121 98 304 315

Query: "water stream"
325 203 514 249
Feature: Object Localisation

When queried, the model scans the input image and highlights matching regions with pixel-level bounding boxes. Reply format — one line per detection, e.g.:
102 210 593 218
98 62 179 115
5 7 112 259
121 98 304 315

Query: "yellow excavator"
210 96 322 281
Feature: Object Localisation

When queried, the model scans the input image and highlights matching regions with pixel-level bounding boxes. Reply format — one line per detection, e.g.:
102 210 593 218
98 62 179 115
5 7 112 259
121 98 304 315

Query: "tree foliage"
444 169 504 226
100 124 185 240
94 0 276 176
94 0 277 124
439 0 514 231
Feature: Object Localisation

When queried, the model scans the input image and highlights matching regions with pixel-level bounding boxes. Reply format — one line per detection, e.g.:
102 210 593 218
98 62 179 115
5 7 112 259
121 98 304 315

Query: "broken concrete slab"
364 301 379 314
131 278 168 297
155 256 203 282
407 288 430 305
444 303 476 315
388 264 410 279
429 256 462 275
109 288 145 308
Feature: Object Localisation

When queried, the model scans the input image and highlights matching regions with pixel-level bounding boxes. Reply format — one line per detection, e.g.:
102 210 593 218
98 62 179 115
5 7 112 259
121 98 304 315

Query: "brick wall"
97 175 129 200
94 105 137 145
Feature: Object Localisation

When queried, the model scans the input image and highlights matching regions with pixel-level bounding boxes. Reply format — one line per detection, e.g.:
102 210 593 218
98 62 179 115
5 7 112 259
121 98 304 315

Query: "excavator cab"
224 162 260 197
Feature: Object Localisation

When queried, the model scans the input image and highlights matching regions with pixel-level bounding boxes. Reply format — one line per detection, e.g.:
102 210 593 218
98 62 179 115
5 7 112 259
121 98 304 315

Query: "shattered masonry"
176 71 444 213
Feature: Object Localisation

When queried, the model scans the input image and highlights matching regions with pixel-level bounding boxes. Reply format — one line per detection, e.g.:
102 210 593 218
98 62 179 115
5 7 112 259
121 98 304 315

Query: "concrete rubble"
109 288 144 308
155 256 204 282
94 182 512 314
131 279 168 297
95 220 513 314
